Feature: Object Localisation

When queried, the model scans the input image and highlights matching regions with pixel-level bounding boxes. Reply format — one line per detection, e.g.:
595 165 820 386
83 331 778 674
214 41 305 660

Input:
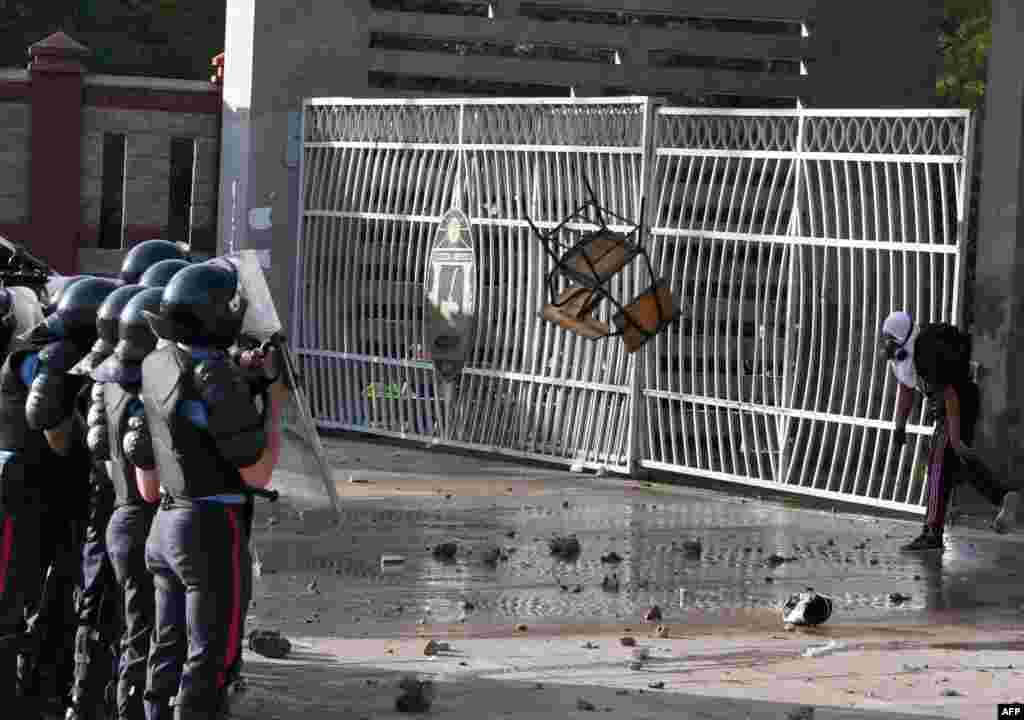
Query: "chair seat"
541 285 609 339
612 279 679 353
558 230 641 288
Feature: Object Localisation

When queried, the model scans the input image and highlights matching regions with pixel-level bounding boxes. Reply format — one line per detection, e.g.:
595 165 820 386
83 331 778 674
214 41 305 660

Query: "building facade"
0 32 221 275
220 0 945 333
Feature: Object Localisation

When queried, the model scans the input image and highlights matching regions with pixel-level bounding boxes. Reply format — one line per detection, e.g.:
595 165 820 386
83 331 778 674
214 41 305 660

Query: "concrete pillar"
217 0 372 337
28 31 89 273
970 0 1024 489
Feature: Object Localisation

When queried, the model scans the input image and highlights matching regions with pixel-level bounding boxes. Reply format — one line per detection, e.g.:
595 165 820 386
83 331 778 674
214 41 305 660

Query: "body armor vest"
0 344 50 456
141 345 245 499
104 383 146 506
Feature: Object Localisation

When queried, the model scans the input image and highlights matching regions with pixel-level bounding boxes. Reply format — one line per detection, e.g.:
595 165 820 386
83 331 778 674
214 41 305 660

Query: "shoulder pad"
39 340 85 373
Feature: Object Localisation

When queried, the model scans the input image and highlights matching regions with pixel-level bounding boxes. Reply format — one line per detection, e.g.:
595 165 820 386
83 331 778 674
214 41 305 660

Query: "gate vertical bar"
778 111 807 486
951 112 976 329
291 100 308 351
627 96 659 477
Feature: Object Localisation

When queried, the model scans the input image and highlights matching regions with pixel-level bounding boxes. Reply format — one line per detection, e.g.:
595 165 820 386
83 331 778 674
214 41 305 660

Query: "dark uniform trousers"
144 497 251 720
0 457 41 710
107 502 157 720
69 471 122 716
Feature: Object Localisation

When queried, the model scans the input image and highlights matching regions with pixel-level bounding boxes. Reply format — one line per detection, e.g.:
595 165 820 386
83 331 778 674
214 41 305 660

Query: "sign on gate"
426 208 476 383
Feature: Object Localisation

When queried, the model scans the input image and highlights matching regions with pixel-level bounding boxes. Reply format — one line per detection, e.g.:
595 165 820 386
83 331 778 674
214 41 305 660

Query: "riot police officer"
140 262 286 720
64 284 149 720
120 241 188 286
19 276 119 713
87 288 163 720
0 286 45 716
139 260 190 290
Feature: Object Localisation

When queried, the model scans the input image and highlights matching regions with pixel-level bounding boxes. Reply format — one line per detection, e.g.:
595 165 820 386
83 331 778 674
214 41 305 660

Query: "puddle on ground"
249 484 1024 636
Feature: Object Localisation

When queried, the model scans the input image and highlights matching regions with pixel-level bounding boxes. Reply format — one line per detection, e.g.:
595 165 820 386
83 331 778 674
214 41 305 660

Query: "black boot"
144 695 175 720
65 627 109 720
901 524 944 551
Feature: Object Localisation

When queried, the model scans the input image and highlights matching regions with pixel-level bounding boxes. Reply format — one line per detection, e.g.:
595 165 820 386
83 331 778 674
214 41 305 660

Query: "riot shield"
222 251 341 525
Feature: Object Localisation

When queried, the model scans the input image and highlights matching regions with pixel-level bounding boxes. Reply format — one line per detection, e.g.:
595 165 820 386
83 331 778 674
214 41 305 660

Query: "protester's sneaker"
900 526 944 551
993 491 1021 534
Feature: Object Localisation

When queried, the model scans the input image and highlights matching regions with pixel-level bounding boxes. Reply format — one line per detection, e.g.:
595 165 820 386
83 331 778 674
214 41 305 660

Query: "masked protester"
63 284 149 720
883 311 1021 551
18 276 119 712
0 286 46 717
140 262 286 720
86 288 163 720
120 241 188 286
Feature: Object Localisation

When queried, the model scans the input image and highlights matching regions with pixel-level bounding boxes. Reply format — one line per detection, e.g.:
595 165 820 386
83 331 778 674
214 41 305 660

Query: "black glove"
122 415 155 470
26 341 83 431
894 426 907 448
85 383 109 460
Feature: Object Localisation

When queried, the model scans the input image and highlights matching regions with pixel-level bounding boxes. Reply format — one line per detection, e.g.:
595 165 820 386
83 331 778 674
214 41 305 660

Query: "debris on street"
396 676 435 713
766 553 798 568
801 640 846 658
600 551 623 564
889 592 912 605
380 554 406 569
786 707 815 720
654 625 670 639
681 539 702 556
783 588 834 627
648 681 665 689
421 639 452 656
576 698 596 711
601 574 620 592
642 605 662 623
620 636 637 647
432 542 458 560
548 535 581 559
248 630 291 659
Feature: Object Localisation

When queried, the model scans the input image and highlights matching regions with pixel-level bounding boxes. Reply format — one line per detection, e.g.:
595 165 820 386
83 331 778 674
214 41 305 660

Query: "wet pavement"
252 436 1024 637
233 435 1024 719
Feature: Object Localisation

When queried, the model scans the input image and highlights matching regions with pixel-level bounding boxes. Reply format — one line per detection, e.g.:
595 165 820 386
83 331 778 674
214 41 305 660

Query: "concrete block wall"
0 101 30 225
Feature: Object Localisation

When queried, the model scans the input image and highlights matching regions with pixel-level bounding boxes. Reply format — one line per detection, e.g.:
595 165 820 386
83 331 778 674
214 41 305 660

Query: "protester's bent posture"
0 287 47 716
21 277 119 711
87 288 165 720
883 311 1021 551
140 262 285 720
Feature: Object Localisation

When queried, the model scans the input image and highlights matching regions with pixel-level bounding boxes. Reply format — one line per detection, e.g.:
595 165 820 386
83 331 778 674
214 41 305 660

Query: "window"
98 133 127 250
167 137 197 247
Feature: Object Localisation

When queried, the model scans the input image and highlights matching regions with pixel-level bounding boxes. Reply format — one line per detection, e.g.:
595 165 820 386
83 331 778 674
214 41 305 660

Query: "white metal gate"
293 99 973 514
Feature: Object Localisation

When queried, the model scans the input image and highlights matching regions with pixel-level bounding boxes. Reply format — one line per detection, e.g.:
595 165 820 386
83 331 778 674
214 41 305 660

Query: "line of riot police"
0 240 286 720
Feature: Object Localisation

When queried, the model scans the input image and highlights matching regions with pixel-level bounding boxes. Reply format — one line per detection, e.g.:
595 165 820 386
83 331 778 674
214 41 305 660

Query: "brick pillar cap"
29 31 90 60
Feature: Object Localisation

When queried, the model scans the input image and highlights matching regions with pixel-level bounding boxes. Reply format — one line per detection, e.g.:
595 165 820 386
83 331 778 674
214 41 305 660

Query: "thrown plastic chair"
612 278 679 354
541 285 609 339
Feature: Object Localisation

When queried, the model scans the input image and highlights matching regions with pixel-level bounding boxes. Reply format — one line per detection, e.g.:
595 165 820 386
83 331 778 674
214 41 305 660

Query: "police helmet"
72 284 146 375
44 275 89 316
140 258 190 289
94 288 164 385
145 262 247 349
24 276 120 348
120 240 188 284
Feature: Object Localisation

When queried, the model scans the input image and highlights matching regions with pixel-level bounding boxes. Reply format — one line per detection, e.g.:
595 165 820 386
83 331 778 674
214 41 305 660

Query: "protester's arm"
944 385 973 456
892 381 915 446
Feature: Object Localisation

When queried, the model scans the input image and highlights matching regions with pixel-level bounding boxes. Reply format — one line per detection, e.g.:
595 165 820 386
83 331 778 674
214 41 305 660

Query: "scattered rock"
870 558 879 566
765 577 775 583
620 636 637 647
348 475 369 484
266 517 279 527
636 579 650 590
576 698 596 711
562 500 571 509
629 661 644 671
534 682 544 690
827 539 835 546
786 707 815 720
381 554 406 569
941 689 962 697
601 551 623 564
601 574 620 592
396 676 435 713
648 681 665 690
766 554 796 568
681 539 702 556
783 589 833 627
631 647 650 660
889 592 912 605
505 530 516 538
549 535 581 560
654 625 670 639
461 600 476 612
444 494 452 500
571 584 583 593
306 579 319 594
480 546 505 566
582 641 599 649
515 624 528 633
248 630 291 659
615 689 629 696
432 542 458 561
913 574 921 581
802 640 845 658
642 606 662 623
421 639 451 656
